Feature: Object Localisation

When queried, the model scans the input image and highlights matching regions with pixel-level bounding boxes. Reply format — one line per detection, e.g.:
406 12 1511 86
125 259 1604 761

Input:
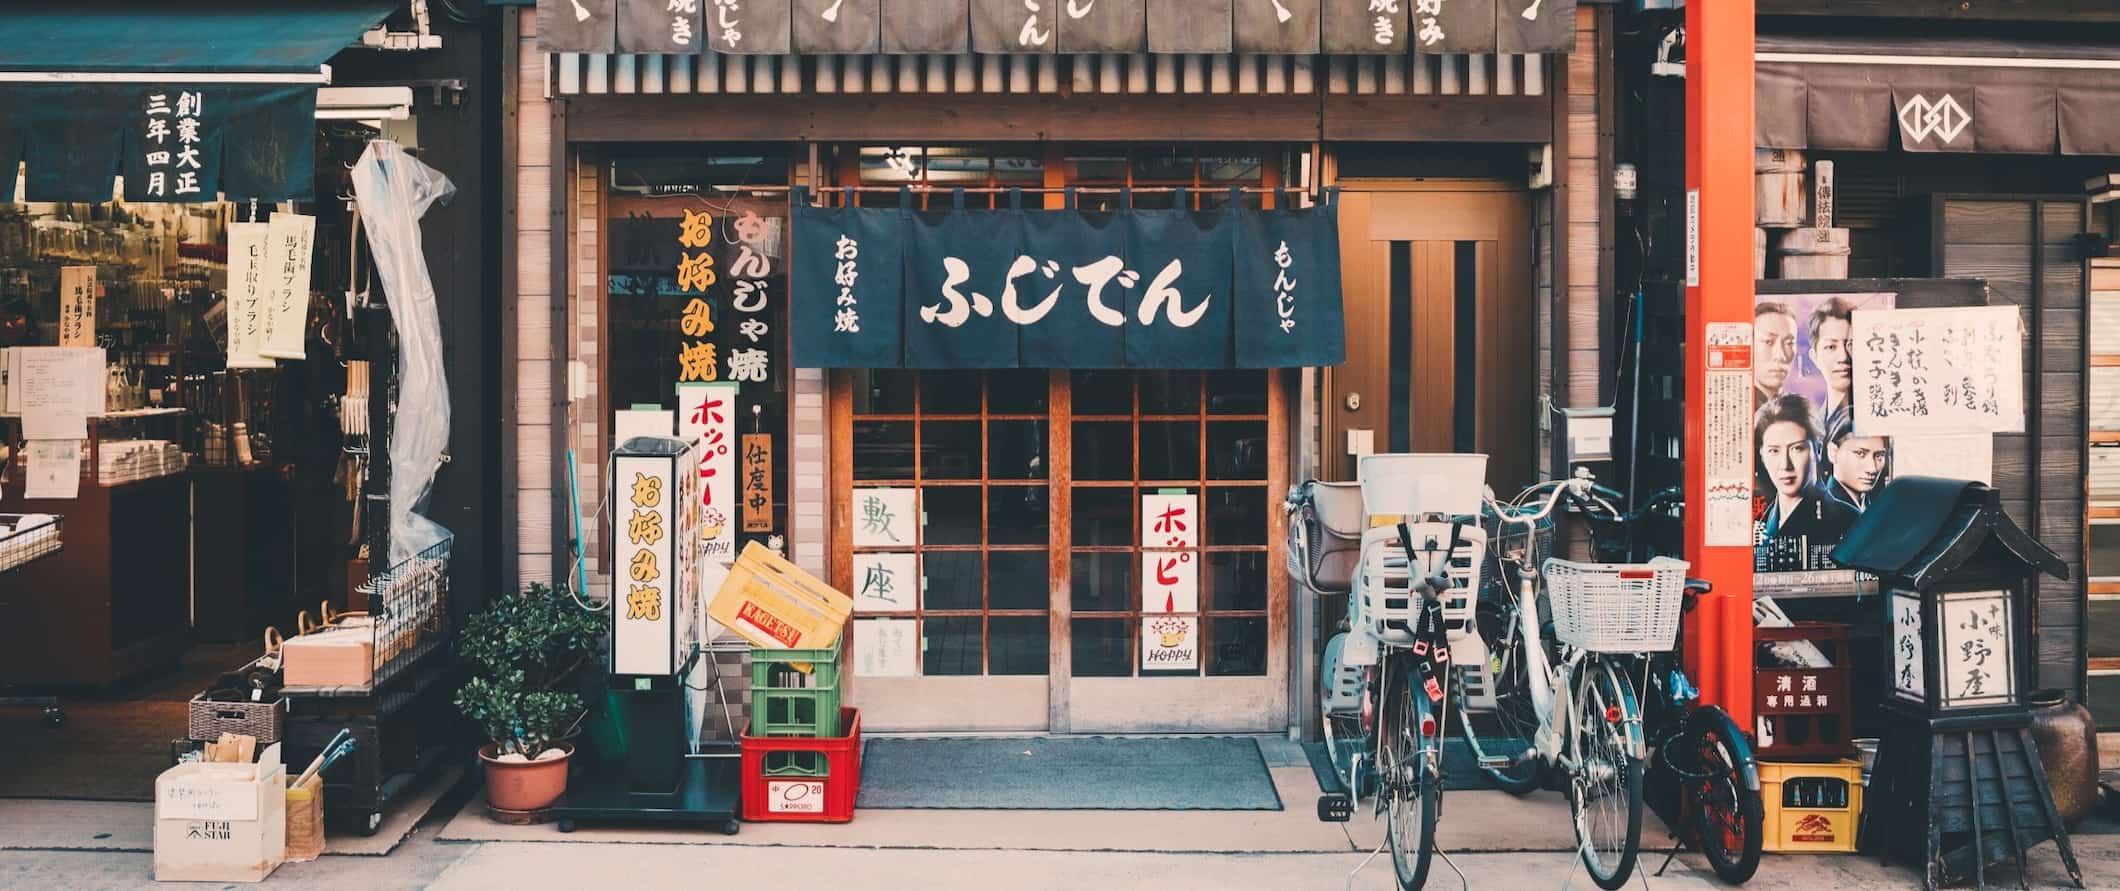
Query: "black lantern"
1831 478 2063 722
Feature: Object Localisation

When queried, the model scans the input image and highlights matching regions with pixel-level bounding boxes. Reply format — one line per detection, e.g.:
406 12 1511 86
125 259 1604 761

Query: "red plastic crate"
740 707 860 823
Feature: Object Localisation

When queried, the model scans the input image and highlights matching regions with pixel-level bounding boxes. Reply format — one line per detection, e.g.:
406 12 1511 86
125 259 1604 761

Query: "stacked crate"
738 646 860 823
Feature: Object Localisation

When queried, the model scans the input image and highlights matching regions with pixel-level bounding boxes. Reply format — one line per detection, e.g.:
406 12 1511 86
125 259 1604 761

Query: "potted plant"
455 582 601 816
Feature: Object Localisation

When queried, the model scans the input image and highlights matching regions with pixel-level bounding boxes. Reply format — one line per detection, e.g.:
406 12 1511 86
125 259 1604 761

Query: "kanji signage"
612 439 701 677
58 266 95 348
678 381 741 565
1850 305 2024 438
1141 491 1199 671
742 432 774 532
260 213 316 360
225 223 275 369
851 551 917 612
792 191 1346 370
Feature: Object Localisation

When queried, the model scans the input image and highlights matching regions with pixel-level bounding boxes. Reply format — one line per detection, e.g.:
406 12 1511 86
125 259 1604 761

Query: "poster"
1704 322 1753 547
852 487 918 548
58 266 95 348
260 212 315 360
1889 591 1924 704
1752 291 1894 575
1937 589 2013 709
854 618 918 677
1850 305 2025 437
677 381 740 565
852 552 918 612
24 440 81 501
1141 615 1199 671
225 222 274 369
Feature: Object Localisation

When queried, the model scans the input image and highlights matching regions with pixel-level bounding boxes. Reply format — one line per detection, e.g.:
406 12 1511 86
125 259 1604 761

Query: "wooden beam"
569 93 1324 143
1760 0 2120 22
1320 94 1553 143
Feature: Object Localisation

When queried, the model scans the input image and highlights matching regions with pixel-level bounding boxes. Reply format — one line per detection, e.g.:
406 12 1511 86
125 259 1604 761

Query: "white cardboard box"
153 742 287 883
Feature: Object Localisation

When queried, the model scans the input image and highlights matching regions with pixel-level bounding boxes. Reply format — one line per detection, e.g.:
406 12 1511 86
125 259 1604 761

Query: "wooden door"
1326 183 1536 492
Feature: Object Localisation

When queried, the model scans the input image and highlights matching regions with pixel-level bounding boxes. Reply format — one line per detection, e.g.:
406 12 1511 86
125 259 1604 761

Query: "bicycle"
1574 485 1765 885
1457 473 1668 890
1291 454 1490 891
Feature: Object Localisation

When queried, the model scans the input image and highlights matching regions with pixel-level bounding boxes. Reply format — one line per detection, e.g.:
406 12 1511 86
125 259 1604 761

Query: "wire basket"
284 535 451 695
1542 557 1688 653
0 514 63 573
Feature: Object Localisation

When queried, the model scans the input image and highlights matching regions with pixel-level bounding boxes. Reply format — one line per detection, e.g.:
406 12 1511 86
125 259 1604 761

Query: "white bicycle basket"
1354 521 1486 664
1542 556 1689 653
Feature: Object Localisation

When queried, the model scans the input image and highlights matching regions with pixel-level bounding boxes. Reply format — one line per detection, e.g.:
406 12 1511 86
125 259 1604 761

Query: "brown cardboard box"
281 625 375 687
153 743 286 882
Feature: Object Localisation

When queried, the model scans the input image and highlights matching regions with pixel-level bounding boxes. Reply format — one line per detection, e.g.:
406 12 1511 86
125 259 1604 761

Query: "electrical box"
1558 406 1616 468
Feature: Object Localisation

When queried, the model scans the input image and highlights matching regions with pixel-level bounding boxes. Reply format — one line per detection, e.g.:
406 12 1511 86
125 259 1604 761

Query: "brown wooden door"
1326 183 1536 493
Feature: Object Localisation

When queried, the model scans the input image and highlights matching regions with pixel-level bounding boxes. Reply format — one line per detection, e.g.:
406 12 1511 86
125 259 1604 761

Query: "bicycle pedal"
1316 793 1353 822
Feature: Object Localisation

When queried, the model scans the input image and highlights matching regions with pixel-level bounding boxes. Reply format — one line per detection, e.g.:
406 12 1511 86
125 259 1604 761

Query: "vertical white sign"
1141 492 1199 549
1938 589 2013 709
854 618 918 677
1703 322 1753 547
1141 491 1200 670
614 454 677 676
851 487 919 548
225 222 274 369
677 381 741 565
260 213 316 359
1851 305 2025 436
58 266 95 348
1889 591 1925 704
1684 189 1701 288
851 551 919 612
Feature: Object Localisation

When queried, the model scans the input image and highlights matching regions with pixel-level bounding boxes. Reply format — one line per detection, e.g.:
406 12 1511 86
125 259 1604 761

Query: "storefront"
509 0 1616 734
0 0 494 813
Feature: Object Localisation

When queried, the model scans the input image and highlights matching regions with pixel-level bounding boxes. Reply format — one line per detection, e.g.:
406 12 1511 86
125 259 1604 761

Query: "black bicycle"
1577 485 1765 885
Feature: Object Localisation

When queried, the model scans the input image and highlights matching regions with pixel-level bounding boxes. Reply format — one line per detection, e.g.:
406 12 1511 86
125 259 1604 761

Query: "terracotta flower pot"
480 743 573 814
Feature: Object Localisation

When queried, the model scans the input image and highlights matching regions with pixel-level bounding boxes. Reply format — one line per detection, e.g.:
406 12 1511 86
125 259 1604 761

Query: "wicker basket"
187 691 285 744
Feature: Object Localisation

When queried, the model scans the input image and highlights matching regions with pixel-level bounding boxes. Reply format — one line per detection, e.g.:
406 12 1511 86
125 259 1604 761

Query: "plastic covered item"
350 140 456 565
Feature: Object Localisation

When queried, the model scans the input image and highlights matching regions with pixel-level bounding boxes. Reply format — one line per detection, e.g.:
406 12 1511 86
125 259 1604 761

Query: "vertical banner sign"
1889 590 1924 703
1233 199 1346 368
741 432 773 531
1323 0 1407 53
1126 207 1233 368
537 0 618 52
851 487 919 548
711 0 792 52
973 0 1057 52
126 90 213 202
726 209 776 387
675 208 720 384
1059 0 1145 52
1415 0 1496 54
1850 305 2025 437
616 454 676 676
260 213 316 360
618 0 702 53
678 381 741 566
1235 0 1320 54
1141 492 1200 671
794 0 882 53
854 618 918 676
904 205 1022 368
1148 0 1233 53
791 196 907 369
882 0 970 52
1496 0 1574 54
852 551 918 612
1702 322 1753 547
225 222 274 369
58 266 96 348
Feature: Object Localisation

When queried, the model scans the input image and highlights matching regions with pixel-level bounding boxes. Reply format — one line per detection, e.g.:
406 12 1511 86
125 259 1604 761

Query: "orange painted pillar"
1683 0 1757 728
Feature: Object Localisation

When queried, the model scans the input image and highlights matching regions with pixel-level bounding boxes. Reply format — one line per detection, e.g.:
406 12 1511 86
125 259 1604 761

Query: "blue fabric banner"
792 190 1345 370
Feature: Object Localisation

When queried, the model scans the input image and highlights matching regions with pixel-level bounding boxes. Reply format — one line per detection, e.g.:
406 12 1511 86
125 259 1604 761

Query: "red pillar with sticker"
1684 0 1757 727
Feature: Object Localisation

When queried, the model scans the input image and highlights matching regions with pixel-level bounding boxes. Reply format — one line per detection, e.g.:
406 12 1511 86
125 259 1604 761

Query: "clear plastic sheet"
350 140 456 565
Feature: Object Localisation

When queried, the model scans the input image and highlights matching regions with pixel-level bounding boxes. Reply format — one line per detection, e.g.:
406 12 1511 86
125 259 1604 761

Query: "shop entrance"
1323 182 1536 491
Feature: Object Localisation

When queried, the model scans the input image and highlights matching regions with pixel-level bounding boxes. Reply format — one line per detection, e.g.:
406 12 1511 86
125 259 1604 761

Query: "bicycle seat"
1293 481 1363 595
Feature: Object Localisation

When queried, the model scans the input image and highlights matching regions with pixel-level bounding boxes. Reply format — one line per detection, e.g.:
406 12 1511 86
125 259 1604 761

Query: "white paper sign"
225 222 274 369
14 347 98 441
1704 321 1754 547
1938 589 2013 709
1851 305 2024 436
852 551 918 612
1141 615 1199 671
1141 550 1199 614
1891 433 1994 485
24 440 81 500
58 266 95 348
259 212 316 359
767 780 827 813
677 382 740 565
1141 492 1199 549
852 487 918 548
1889 590 1924 703
1684 189 1700 288
854 618 917 677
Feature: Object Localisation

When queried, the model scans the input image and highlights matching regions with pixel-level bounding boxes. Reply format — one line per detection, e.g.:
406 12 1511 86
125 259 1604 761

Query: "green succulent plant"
454 583 602 758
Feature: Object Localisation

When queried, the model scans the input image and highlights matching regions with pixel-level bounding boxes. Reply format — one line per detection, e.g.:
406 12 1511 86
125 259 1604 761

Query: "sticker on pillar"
1142 615 1199 671
852 487 918 548
854 618 918 677
851 552 918 612
1703 321 1753 547
678 381 741 565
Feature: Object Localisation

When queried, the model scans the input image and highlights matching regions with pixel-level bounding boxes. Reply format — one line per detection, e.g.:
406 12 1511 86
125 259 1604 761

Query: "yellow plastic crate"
1760 758 1864 853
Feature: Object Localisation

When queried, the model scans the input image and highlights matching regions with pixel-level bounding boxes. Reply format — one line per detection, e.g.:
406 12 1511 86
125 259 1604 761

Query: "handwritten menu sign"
678 382 740 565
260 213 316 360
852 487 918 548
852 551 918 612
1141 492 1200 671
1851 305 2024 437
741 433 773 532
58 266 95 348
854 618 917 677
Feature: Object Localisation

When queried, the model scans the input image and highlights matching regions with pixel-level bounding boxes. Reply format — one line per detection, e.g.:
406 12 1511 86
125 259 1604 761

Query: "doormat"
1300 738 1530 793
857 736 1282 810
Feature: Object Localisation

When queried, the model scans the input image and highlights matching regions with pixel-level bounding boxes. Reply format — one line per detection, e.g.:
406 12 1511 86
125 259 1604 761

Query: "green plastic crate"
749 647 843 737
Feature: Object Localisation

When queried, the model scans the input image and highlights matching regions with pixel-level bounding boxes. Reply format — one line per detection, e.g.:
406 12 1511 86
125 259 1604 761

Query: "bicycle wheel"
1685 707 1763 884
1569 658 1644 891
1459 600 1540 794
1380 657 1438 890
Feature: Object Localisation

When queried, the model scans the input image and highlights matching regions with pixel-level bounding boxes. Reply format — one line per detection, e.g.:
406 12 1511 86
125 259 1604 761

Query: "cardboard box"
154 743 287 883
709 542 853 651
281 625 375 687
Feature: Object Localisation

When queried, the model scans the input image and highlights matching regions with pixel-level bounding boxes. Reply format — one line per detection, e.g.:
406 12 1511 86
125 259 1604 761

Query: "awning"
0 1 400 203
1757 34 2120 156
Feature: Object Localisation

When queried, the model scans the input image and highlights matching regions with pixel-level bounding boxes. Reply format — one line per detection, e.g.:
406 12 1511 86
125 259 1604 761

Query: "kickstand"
1344 835 1470 891
1652 837 1685 877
